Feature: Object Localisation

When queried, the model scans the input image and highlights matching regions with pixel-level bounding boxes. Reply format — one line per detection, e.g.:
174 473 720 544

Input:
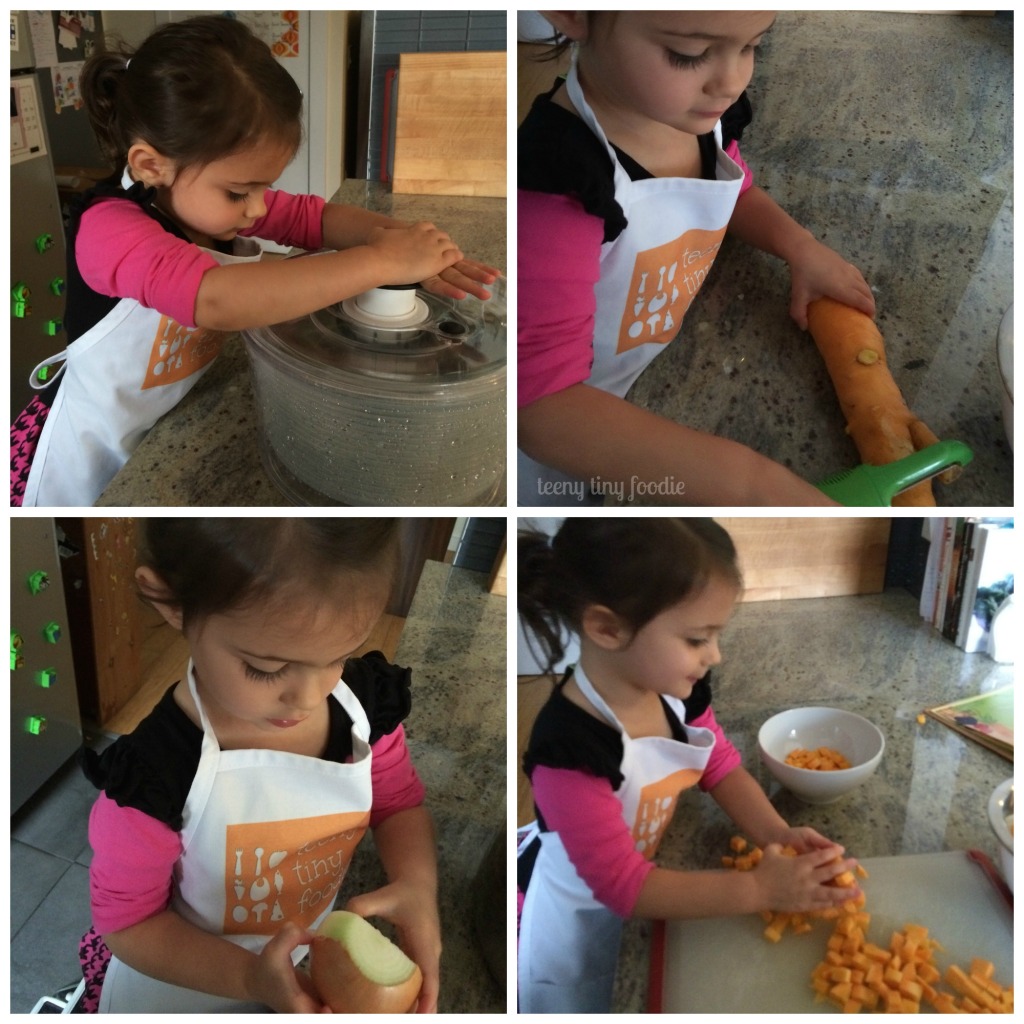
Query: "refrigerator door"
11 72 67 414
11 10 35 70
11 520 83 813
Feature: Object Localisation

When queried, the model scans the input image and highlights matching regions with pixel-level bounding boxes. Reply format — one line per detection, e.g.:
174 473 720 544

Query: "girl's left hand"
786 238 875 331
345 882 442 1014
421 258 501 301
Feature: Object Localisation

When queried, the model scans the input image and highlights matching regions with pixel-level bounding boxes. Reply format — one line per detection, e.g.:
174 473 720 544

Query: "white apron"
22 169 263 507
99 662 372 1013
517 664 716 1013
518 60 746 506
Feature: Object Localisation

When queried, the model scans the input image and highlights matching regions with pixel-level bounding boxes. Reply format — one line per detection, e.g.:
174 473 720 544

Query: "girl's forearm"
321 203 408 250
194 245 392 330
104 909 258 1001
373 806 438 893
633 863 762 920
519 384 837 506
727 185 816 263
707 766 791 848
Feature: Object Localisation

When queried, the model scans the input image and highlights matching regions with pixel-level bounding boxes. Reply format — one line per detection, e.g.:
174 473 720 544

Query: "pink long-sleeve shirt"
529 705 742 918
88 724 423 936
75 188 326 329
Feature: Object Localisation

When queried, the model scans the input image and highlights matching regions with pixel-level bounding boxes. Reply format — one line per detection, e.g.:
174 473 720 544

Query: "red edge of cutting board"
646 849 1012 1013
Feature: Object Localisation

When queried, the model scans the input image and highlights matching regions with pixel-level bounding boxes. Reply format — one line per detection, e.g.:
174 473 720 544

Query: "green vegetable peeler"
817 441 974 506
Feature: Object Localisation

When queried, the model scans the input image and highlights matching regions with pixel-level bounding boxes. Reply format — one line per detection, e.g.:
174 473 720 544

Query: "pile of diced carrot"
813 918 1013 1013
785 746 852 770
722 836 1014 1013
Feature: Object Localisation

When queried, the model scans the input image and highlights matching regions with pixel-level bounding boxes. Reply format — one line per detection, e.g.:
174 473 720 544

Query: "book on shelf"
919 518 1014 654
924 686 1014 761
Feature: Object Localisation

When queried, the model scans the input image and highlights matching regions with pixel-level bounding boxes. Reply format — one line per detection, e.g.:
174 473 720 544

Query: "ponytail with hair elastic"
518 530 570 674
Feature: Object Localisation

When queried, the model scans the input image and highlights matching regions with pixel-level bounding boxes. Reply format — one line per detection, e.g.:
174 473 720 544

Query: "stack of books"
919 518 1014 654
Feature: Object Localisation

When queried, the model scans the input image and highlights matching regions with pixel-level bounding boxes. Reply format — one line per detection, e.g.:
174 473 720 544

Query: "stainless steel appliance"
10 11 67 414
11 519 83 813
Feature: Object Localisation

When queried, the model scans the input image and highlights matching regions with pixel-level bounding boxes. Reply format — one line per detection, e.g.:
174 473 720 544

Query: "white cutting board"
652 851 1013 1012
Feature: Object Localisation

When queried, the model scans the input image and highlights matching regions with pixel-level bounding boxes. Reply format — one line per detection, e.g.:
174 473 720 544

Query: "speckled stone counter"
608 588 1013 1012
623 12 1012 506
96 182 506 507
342 561 506 1013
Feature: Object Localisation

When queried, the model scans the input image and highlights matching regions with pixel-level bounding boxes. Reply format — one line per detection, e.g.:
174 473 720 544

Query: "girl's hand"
245 921 331 1013
346 882 442 1014
786 237 876 330
421 258 502 301
762 825 843 855
752 842 861 914
368 222 463 288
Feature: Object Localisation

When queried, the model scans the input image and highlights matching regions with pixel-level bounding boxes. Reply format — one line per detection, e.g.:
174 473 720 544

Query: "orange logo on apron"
616 227 727 354
141 315 226 390
222 810 369 935
631 767 703 859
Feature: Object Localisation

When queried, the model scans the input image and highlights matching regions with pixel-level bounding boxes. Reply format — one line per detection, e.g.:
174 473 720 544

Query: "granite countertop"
340 561 506 1013
624 12 1012 505
609 588 1014 1012
96 182 506 506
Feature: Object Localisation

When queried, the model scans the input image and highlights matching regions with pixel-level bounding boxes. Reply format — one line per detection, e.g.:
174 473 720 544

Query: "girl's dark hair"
140 518 401 628
531 13 618 63
82 15 303 172
534 30 572 63
519 518 741 673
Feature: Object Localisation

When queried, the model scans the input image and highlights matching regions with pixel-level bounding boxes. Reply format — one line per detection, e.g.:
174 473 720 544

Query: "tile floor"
11 730 112 1013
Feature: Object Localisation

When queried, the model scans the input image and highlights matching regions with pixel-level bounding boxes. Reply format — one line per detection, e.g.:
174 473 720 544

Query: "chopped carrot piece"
970 957 995 981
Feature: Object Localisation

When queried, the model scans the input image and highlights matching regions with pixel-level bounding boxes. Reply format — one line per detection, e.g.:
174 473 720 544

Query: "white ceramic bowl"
987 778 1013 892
758 707 885 805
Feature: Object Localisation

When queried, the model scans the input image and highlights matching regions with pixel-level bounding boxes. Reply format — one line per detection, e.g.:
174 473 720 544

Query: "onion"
310 910 423 1013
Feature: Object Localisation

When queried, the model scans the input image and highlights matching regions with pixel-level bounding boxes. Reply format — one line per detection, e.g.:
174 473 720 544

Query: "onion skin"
309 934 423 1014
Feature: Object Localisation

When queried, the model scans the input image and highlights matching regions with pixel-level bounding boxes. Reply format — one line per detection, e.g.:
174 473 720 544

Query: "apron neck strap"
186 661 217 744
186 659 374 748
565 59 632 194
572 663 624 732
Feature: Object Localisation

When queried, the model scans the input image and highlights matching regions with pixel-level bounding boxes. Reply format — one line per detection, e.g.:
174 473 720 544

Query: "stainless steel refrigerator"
10 10 67 416
11 519 83 813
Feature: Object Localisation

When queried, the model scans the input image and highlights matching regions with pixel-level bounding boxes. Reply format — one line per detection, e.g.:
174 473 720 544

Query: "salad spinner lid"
248 277 506 385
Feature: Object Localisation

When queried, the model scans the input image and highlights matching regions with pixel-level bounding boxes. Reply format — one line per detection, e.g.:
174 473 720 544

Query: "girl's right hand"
752 843 860 914
245 922 331 1013
368 222 463 287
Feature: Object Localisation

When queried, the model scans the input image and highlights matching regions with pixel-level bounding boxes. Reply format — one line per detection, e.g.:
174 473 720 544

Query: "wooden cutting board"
650 850 1013 1012
392 51 506 198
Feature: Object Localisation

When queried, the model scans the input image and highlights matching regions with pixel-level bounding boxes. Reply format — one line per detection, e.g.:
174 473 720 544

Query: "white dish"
987 777 1013 892
758 706 885 805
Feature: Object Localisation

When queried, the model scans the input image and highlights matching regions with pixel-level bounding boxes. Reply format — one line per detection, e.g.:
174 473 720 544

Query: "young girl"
517 518 859 1013
517 11 875 506
13 15 499 507
79 518 439 1013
